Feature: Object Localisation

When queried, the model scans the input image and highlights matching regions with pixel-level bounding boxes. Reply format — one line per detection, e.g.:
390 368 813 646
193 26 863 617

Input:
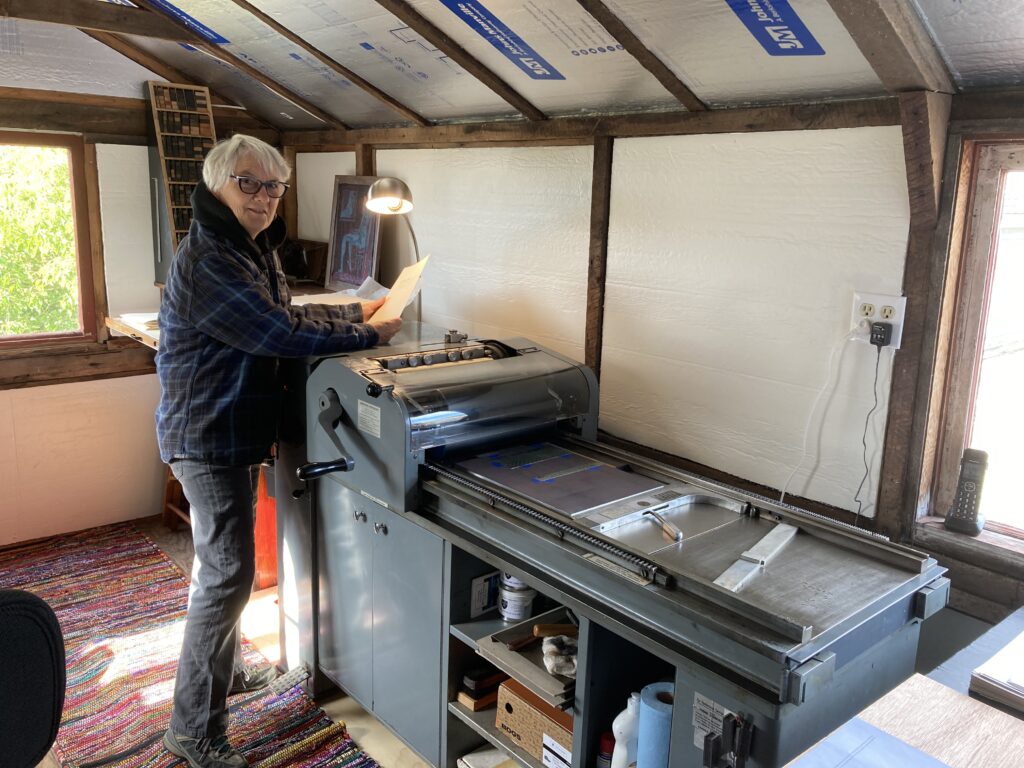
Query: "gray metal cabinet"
317 479 444 765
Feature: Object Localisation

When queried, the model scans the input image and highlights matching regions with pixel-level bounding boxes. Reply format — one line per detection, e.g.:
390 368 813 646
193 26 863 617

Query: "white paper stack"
970 630 1024 713
456 744 516 768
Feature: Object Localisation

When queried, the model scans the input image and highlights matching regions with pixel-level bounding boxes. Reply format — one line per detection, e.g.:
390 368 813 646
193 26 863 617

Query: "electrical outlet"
850 292 907 349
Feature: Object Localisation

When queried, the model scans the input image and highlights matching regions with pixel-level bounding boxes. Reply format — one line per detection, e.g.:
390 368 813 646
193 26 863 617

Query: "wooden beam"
825 0 955 94
132 0 347 129
284 97 900 146
372 0 547 122
83 143 110 343
0 87 146 136
0 341 155 390
873 90 951 542
575 0 705 112
282 146 298 238
951 88 1024 123
0 0 185 40
585 137 612 377
355 145 375 176
223 0 428 127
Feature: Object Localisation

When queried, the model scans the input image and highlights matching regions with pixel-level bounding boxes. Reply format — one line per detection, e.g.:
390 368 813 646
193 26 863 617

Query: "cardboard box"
495 679 573 763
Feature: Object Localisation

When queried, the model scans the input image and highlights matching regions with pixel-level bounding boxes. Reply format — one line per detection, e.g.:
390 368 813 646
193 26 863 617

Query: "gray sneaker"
229 662 278 695
163 730 247 768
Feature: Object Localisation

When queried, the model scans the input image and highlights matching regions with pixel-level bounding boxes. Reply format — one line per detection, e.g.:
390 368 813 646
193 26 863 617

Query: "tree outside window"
0 132 95 347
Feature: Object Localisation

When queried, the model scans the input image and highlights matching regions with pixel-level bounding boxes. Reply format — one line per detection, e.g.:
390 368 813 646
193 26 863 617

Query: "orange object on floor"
254 465 278 589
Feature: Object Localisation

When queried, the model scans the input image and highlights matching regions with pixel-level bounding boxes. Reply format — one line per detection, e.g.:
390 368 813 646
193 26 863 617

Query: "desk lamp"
366 177 422 321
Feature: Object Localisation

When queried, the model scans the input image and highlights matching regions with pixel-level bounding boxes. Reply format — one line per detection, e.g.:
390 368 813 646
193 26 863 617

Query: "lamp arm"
401 214 420 263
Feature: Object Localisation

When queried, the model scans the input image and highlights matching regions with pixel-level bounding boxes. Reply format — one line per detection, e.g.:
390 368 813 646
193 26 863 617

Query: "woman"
156 134 400 768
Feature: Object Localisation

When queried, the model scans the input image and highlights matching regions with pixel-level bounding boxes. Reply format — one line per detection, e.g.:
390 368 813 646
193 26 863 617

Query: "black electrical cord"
852 344 883 526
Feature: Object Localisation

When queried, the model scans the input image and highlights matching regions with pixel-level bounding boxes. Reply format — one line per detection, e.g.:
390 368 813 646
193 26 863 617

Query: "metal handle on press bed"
296 456 355 481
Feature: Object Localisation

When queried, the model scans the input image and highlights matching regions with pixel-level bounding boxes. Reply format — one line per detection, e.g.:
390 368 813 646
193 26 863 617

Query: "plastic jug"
610 692 641 768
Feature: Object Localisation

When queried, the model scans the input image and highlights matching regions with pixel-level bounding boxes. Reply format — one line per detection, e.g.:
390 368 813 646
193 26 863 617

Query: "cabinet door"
371 507 444 765
317 481 374 708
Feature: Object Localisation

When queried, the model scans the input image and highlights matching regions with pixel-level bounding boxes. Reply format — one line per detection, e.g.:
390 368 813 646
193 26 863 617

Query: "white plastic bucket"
499 584 536 622
501 571 528 590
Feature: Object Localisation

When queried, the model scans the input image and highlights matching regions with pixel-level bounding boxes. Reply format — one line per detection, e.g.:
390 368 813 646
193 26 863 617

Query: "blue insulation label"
725 0 824 56
441 0 564 80
146 0 230 45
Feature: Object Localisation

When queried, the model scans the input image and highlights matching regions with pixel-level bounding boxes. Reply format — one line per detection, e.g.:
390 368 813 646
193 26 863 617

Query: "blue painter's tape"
289 52 302 61
440 0 564 80
146 0 229 45
724 0 824 56
360 42 375 51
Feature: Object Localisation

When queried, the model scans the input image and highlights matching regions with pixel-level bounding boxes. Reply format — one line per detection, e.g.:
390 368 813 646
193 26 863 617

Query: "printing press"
276 323 949 768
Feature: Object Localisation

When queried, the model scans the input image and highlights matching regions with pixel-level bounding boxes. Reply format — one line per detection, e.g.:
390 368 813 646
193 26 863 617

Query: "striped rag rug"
0 522 379 768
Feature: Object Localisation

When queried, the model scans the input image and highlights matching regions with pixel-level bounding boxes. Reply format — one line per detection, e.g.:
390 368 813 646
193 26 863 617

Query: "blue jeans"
169 460 259 738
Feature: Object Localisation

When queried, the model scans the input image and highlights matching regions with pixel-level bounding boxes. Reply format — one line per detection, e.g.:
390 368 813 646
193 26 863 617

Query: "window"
0 132 96 347
934 141 1024 536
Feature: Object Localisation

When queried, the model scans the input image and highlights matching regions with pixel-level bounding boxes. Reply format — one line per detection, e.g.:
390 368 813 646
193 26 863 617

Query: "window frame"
0 131 98 349
920 135 1024 541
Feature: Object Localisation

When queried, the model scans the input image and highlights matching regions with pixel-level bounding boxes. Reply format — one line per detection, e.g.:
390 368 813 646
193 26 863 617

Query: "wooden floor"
37 515 428 768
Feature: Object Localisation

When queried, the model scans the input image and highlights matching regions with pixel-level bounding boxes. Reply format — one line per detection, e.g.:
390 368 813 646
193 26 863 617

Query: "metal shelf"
448 700 536 768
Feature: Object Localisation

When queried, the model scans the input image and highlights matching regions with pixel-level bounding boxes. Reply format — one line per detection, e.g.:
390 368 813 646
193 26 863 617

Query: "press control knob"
447 350 460 362
423 351 447 365
462 349 475 360
407 354 422 367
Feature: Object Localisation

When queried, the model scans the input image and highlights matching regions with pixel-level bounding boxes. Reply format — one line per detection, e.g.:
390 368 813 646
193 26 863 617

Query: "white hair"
202 134 291 191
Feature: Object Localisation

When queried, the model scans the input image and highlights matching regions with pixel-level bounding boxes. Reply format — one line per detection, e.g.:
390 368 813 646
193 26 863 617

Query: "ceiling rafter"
372 0 547 122
575 0 706 112
224 0 429 127
826 0 955 94
131 0 348 130
83 30 280 135
0 0 186 40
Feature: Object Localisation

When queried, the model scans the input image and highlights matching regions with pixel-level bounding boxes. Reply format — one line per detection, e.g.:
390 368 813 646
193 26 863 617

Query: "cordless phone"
944 448 988 536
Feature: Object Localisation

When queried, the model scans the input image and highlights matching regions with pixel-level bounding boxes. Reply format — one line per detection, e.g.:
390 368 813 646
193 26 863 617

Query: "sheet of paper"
374 255 430 322
290 291 361 307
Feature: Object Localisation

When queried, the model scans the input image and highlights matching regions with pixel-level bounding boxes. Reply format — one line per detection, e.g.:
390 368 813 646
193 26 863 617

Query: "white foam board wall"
375 146 592 362
97 145 161 316
296 151 356 242
0 21 158 99
0 377 164 546
601 127 909 515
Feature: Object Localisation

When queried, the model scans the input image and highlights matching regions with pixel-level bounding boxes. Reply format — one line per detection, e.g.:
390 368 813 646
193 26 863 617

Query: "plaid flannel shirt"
155 182 379 465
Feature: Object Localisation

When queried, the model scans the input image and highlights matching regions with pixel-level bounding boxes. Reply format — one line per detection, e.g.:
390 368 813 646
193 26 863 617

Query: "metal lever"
373 522 388 535
354 510 367 522
645 509 683 541
296 456 354 481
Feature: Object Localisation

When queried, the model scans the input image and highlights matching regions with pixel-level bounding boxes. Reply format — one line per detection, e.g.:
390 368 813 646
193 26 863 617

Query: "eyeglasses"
230 174 289 198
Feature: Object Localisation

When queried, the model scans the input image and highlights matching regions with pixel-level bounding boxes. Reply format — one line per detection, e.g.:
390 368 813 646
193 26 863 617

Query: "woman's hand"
369 317 402 344
361 297 386 320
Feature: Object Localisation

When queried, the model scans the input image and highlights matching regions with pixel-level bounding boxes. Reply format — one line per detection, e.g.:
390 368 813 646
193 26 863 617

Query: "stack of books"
456 664 509 712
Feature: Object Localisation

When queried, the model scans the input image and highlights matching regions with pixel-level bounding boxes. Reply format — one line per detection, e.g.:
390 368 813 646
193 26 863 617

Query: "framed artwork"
325 175 381 290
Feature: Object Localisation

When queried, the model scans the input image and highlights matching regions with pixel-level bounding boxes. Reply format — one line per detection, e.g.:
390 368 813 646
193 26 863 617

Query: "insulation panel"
252 0 517 123
376 146 592 363
913 0 1024 88
601 127 910 514
408 0 680 115
0 21 159 98
138 0 400 127
601 0 886 106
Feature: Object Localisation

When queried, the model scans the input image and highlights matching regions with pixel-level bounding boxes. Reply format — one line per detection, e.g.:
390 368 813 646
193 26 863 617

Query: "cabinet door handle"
354 511 367 522
373 522 388 535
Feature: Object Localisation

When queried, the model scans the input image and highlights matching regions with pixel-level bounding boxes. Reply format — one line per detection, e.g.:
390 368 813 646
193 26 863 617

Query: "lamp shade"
366 177 414 214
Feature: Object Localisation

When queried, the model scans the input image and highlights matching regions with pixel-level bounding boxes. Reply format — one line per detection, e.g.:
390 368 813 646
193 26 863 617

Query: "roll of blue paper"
637 681 674 768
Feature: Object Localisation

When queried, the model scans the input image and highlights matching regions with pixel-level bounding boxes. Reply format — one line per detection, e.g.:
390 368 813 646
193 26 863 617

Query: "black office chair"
0 589 66 768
